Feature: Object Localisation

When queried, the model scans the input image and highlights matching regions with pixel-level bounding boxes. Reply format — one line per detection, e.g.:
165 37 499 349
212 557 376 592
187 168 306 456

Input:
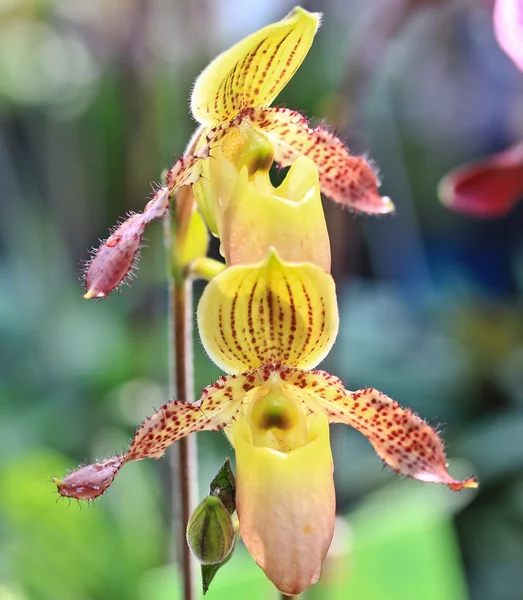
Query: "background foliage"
1 0 522 598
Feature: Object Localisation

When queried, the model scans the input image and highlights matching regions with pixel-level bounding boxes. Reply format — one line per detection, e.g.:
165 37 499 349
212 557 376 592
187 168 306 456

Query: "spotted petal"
191 7 320 125
197 251 339 374
245 106 394 214
295 371 477 492
53 375 249 500
127 374 250 460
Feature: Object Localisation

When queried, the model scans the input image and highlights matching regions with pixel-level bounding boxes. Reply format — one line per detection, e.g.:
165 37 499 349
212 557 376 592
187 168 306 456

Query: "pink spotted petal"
53 375 248 500
296 372 477 492
438 142 523 218
344 388 477 491
128 374 249 460
244 106 394 214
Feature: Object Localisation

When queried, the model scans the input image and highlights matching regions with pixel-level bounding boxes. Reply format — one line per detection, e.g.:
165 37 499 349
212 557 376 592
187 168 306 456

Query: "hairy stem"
165 212 198 600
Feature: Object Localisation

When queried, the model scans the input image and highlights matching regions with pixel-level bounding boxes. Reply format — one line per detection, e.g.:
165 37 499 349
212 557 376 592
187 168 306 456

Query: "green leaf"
196 458 238 595
209 457 236 514
201 537 236 595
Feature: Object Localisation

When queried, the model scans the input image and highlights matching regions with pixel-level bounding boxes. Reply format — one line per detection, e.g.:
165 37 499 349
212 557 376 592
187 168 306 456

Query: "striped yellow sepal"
191 7 321 125
197 251 339 374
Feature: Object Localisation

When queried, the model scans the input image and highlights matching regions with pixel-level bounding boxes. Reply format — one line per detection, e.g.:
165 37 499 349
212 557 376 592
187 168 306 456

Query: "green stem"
165 215 198 600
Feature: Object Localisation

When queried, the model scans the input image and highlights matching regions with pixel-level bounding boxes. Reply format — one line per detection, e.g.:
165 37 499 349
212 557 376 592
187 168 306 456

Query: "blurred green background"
1 0 523 598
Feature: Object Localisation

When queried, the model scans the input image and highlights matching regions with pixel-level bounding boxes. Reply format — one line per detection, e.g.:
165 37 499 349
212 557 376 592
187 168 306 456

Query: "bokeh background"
1 0 523 598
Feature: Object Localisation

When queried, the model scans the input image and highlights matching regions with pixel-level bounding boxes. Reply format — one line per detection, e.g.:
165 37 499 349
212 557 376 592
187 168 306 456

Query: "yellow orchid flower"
54 252 477 595
190 6 393 232
190 121 331 270
82 6 391 299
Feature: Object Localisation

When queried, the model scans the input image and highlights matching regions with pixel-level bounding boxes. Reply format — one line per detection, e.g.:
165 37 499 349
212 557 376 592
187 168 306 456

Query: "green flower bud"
186 496 235 565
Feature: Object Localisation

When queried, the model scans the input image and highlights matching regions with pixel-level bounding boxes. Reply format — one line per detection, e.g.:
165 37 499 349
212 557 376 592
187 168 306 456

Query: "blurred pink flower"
438 2 523 217
438 142 523 218
494 0 523 71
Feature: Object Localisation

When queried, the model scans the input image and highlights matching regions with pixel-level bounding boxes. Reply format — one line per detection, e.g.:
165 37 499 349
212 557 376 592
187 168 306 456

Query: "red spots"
260 31 289 93
105 235 121 248
320 387 477 492
245 106 392 214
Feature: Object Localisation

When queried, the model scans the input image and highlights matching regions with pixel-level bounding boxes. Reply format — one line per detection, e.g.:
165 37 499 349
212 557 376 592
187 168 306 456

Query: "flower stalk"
164 198 198 600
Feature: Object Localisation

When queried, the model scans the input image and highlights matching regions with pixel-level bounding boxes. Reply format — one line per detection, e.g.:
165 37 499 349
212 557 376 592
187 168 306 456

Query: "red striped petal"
197 251 339 374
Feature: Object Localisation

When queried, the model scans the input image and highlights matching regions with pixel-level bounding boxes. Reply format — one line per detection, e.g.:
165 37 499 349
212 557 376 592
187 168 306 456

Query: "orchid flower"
58 5 478 596
55 250 476 595
189 6 393 234
83 6 393 299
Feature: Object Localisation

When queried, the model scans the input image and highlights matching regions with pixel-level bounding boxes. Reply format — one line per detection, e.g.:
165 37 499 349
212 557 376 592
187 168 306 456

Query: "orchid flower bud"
187 496 236 565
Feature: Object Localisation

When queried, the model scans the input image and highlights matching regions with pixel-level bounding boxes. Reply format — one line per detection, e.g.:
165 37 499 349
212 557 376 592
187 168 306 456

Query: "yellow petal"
221 156 331 271
175 204 209 271
191 7 321 125
231 412 335 595
192 120 274 239
247 106 395 214
245 375 310 452
197 251 339 374
296 370 478 492
192 125 252 236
